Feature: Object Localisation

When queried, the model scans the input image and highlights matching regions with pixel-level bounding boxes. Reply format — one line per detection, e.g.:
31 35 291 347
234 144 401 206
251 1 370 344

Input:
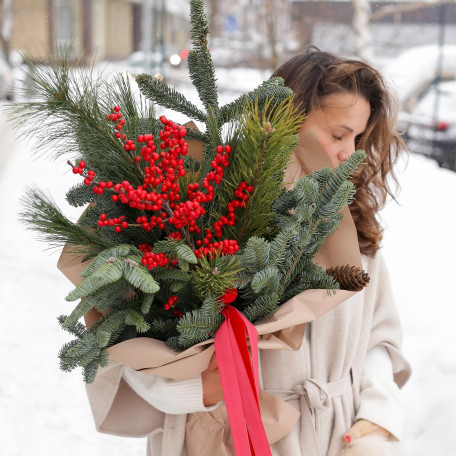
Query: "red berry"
114 106 121 112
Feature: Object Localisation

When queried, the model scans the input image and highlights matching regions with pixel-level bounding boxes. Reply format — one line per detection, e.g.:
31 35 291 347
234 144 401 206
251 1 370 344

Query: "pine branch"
192 254 243 298
207 98 304 245
20 188 112 253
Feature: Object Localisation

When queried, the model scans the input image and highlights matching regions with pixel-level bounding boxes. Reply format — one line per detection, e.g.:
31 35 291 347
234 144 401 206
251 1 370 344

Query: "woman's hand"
202 352 224 406
343 419 395 445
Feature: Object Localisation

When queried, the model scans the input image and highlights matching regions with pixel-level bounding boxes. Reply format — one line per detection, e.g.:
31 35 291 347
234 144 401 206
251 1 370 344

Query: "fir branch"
121 260 160 294
268 226 298 268
80 245 131 277
66 183 94 208
61 296 97 329
219 78 294 124
175 295 224 349
125 309 150 333
57 315 87 339
319 150 366 207
243 293 280 322
189 0 211 49
146 318 179 340
241 237 270 273
251 266 280 295
65 261 123 301
272 188 296 215
187 49 218 113
317 181 355 218
135 74 207 122
141 293 155 315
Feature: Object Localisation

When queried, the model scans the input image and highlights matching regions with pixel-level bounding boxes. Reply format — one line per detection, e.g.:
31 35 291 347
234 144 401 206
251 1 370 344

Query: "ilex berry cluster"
70 106 254 312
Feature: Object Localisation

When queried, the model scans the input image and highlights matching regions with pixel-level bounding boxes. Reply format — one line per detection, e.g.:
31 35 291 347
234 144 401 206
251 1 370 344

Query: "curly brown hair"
272 48 406 256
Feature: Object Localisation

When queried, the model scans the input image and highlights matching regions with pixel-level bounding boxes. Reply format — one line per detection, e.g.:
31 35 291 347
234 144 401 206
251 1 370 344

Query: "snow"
1 65 456 456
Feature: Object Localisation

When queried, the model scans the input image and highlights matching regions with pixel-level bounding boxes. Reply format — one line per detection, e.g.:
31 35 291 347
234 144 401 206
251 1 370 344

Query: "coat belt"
267 375 351 456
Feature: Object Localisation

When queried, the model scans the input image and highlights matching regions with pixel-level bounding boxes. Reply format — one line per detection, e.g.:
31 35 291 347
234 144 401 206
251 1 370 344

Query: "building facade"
4 0 189 63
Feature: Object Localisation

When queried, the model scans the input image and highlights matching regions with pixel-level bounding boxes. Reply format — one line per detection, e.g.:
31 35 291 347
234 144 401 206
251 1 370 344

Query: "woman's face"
302 92 371 167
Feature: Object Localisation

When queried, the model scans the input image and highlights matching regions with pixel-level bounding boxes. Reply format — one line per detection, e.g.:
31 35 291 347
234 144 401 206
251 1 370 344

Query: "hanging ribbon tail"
214 305 272 456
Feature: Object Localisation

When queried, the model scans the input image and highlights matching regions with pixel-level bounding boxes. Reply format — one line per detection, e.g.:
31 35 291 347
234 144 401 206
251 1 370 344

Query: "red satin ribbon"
214 305 272 456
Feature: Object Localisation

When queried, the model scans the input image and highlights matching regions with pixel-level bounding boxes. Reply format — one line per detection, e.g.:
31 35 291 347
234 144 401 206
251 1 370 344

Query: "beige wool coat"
85 251 411 456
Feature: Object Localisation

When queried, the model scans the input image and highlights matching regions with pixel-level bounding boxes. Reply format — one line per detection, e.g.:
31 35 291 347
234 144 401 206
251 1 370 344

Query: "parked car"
383 45 456 170
122 46 184 79
402 80 456 170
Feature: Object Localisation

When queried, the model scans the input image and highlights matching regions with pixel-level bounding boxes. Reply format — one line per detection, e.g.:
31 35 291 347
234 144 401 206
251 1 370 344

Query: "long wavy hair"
272 48 406 256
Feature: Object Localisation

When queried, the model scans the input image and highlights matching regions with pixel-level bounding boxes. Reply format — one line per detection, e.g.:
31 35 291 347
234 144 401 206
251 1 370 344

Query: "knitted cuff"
355 376 405 440
122 366 220 415
356 345 405 440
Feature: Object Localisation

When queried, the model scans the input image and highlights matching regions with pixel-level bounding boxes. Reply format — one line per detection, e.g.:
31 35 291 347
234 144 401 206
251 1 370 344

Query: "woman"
85 49 411 455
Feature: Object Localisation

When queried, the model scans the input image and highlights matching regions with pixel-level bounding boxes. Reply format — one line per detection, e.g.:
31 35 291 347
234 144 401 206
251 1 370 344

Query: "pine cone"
326 265 370 291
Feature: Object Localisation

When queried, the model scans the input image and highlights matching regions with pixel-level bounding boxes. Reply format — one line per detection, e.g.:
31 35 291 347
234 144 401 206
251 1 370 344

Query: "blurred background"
1 1 456 455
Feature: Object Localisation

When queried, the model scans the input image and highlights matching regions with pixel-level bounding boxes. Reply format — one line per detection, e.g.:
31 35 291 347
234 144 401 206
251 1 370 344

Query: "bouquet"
10 1 368 453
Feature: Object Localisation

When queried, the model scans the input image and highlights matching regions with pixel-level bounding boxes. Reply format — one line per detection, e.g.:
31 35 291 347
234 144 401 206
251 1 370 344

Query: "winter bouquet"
11 1 369 454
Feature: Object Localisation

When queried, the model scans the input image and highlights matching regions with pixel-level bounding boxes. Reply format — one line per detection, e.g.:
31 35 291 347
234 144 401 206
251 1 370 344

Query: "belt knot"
292 378 331 411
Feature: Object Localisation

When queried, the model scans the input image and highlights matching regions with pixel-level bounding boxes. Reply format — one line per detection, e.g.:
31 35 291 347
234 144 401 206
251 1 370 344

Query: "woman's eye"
333 135 343 141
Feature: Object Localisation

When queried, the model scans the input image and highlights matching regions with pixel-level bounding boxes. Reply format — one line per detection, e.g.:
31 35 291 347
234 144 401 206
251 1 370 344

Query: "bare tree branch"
371 0 454 23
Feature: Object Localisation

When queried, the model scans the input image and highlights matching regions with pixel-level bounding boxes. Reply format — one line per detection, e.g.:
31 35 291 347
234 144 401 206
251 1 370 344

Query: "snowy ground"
1 66 456 456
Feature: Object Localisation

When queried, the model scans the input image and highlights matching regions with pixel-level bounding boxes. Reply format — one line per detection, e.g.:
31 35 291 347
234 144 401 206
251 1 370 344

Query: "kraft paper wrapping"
57 127 362 452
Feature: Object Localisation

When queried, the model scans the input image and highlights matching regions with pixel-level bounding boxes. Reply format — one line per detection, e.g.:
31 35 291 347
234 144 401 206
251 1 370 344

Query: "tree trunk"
208 0 218 39
0 0 13 64
351 0 373 63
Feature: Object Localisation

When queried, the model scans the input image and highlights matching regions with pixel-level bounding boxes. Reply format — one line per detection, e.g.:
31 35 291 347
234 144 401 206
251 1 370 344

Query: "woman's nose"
337 142 355 163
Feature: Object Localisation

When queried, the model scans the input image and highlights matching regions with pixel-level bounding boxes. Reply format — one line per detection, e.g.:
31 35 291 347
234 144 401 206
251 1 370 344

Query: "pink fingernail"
344 434 351 444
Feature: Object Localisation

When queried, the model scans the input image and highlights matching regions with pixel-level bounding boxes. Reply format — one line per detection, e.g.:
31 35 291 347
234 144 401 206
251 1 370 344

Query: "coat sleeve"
353 252 411 439
365 252 411 389
85 360 167 437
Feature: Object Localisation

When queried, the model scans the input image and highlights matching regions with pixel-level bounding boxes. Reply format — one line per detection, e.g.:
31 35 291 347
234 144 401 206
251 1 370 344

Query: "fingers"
343 419 392 445
207 351 219 371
